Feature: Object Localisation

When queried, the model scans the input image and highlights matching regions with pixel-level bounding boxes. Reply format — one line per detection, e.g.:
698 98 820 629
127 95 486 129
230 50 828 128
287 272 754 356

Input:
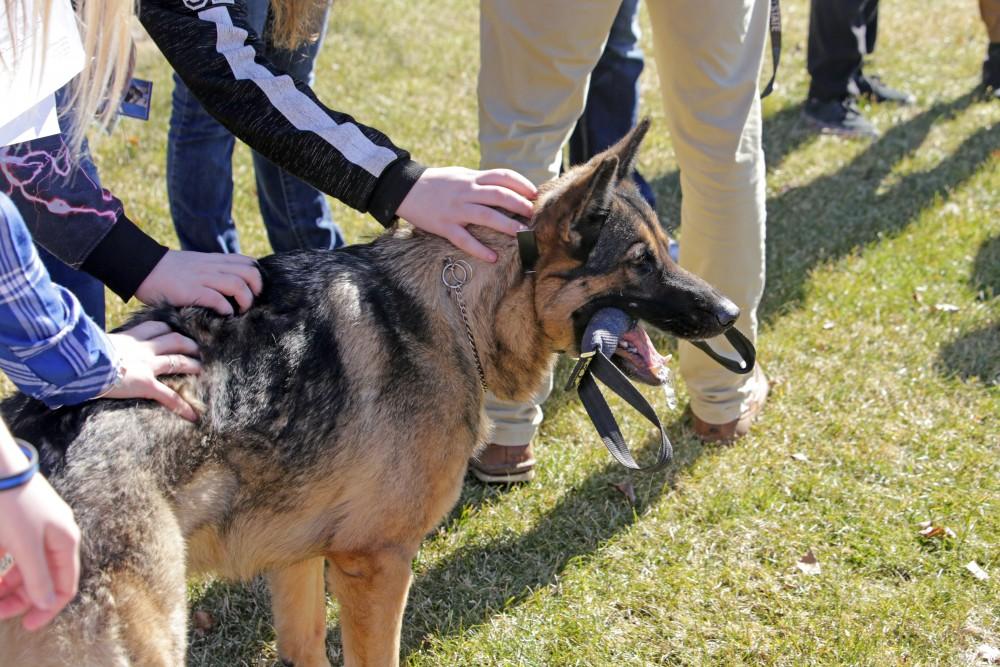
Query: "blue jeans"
569 0 656 208
166 0 343 254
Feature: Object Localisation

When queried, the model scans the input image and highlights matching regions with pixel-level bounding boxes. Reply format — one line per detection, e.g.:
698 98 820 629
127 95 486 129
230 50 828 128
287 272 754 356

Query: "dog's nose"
713 299 740 327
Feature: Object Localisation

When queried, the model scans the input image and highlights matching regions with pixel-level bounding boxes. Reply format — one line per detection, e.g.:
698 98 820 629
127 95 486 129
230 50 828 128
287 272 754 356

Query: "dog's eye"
627 243 648 265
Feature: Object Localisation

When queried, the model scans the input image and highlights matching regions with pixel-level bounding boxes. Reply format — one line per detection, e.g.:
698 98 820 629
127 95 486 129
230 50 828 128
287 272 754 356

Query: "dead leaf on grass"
192 609 215 638
610 480 637 506
795 549 822 575
965 561 990 581
918 522 957 540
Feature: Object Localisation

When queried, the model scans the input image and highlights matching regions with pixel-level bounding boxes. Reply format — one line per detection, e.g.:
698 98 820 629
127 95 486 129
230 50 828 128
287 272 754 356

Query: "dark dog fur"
0 122 738 666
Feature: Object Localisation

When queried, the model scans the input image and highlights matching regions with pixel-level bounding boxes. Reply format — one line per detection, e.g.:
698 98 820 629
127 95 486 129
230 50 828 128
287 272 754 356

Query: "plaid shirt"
0 193 119 407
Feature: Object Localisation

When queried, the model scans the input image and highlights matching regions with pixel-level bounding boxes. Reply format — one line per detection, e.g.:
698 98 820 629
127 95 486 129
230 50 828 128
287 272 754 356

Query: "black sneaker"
803 97 879 139
855 74 916 105
854 74 916 105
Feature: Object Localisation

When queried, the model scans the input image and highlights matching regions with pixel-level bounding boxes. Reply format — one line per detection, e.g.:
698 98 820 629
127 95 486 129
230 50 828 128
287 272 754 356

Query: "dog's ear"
604 117 650 182
539 154 619 255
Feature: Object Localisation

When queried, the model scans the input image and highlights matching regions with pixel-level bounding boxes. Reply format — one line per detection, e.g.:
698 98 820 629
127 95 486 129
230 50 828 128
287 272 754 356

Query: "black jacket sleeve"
137 0 424 226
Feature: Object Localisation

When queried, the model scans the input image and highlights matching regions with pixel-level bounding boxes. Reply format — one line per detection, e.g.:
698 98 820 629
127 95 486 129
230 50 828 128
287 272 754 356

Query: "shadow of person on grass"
760 90 996 322
647 91 997 327
400 417 717 658
934 233 1000 386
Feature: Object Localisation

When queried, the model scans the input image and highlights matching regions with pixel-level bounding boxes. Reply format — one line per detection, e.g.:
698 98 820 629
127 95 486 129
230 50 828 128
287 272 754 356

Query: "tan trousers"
480 0 769 445
983 0 1000 42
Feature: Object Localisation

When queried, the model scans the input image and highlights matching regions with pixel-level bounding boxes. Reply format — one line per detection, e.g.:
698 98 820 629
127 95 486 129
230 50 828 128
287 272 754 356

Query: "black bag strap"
761 0 782 98
572 351 673 472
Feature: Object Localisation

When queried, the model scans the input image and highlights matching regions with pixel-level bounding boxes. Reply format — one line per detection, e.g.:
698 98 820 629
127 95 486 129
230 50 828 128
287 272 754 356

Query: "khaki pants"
480 0 769 445
983 0 1000 42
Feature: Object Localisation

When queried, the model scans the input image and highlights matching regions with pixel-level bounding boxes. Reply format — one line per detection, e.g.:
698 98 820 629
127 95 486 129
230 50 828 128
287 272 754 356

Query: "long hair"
3 0 325 156
268 0 327 50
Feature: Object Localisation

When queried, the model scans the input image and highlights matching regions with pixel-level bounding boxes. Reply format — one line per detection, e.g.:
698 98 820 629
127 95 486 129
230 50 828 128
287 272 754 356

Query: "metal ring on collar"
442 259 472 289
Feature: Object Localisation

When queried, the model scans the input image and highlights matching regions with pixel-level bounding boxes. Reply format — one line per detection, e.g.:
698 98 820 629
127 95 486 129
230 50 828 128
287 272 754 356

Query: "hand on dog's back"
103 320 203 422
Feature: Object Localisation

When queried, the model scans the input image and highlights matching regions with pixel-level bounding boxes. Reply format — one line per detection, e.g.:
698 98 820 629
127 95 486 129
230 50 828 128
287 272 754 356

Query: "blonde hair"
269 0 327 50
5 0 324 156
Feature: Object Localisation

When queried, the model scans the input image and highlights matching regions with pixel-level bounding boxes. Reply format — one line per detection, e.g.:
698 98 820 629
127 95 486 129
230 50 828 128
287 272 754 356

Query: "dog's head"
530 120 741 385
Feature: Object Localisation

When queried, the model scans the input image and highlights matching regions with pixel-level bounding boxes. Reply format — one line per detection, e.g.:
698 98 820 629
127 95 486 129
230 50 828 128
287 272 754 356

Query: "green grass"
70 0 1000 663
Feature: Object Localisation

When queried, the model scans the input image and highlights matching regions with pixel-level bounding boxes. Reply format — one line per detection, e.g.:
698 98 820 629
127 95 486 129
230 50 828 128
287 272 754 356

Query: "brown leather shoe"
469 443 536 483
691 368 769 443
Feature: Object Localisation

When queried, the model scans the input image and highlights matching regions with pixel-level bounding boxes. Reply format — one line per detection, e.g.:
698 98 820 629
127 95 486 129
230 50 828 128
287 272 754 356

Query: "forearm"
138 0 424 225
0 195 121 407
0 420 27 476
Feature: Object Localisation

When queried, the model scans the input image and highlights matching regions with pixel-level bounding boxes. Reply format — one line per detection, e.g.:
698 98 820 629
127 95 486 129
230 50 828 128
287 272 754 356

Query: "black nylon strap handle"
576 351 673 472
761 0 782 98
690 328 757 375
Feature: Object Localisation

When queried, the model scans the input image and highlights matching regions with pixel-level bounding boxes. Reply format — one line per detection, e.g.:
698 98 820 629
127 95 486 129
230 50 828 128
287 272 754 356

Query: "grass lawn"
56 0 1000 663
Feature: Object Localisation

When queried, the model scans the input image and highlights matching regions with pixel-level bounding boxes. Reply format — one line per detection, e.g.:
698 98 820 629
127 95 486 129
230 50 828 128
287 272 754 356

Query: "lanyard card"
119 78 153 120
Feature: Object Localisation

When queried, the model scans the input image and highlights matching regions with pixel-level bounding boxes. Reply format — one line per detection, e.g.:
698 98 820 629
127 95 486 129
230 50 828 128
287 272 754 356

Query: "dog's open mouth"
612 324 670 386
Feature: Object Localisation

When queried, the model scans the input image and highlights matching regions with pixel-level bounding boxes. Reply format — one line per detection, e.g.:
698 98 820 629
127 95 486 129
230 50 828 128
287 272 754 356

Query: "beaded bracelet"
0 440 39 492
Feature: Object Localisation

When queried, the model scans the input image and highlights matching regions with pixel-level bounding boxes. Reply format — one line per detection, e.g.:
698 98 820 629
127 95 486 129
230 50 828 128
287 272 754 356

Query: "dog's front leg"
269 557 331 667
326 546 416 667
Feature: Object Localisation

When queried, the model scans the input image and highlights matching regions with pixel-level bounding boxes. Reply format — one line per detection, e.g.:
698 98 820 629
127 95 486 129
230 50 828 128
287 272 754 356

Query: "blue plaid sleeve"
0 193 120 407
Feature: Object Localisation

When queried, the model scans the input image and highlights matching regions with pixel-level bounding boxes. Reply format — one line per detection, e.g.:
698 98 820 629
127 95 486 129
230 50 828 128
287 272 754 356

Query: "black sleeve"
80 215 169 301
137 0 424 226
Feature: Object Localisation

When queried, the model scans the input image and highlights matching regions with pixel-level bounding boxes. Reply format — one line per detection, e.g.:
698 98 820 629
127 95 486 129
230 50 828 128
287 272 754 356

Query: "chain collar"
442 258 488 393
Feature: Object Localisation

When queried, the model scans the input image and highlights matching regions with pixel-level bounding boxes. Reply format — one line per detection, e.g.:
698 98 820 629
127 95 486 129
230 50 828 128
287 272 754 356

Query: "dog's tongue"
616 324 670 386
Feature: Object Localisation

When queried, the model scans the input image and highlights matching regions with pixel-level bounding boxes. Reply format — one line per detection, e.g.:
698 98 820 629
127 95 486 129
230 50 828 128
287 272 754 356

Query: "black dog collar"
517 229 538 274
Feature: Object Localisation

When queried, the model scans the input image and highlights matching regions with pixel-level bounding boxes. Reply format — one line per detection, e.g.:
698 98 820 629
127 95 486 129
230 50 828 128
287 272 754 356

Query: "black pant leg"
807 0 869 100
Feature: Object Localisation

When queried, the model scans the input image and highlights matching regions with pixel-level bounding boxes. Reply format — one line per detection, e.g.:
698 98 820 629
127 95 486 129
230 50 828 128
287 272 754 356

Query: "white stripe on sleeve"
200 6 398 178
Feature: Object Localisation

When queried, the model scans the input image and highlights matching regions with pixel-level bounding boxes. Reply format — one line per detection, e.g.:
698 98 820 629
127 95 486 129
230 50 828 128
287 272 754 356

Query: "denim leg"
166 73 241 254
569 0 656 208
37 246 106 328
251 2 344 252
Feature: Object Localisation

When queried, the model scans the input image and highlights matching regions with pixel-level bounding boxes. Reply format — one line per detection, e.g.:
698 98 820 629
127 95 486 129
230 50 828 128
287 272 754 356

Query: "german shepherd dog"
0 122 740 666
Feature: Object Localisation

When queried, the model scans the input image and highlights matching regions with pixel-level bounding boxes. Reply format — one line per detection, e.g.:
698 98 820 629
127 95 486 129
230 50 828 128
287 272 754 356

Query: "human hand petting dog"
396 167 537 262
103 321 203 422
135 250 263 316
0 425 81 632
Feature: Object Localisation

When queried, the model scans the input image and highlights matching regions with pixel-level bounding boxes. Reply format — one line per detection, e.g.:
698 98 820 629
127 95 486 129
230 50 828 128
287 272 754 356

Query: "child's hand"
0 444 80 632
103 321 203 422
396 167 537 262
136 250 262 315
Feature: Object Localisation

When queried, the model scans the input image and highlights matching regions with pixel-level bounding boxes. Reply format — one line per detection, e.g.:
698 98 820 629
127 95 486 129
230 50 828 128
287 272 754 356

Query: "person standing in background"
803 0 915 138
472 0 771 483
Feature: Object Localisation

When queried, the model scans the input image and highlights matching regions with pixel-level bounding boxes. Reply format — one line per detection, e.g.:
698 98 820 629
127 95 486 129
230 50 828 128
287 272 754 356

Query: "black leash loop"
568 326 757 473
761 0 782 98
575 351 673 472
690 328 757 375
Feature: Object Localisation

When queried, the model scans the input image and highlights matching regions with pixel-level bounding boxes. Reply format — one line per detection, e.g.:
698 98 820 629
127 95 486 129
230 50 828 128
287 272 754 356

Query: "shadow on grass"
649 91 997 326
935 324 1000 387
971 234 1000 300
761 90 998 322
400 418 716 658
935 234 1000 386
